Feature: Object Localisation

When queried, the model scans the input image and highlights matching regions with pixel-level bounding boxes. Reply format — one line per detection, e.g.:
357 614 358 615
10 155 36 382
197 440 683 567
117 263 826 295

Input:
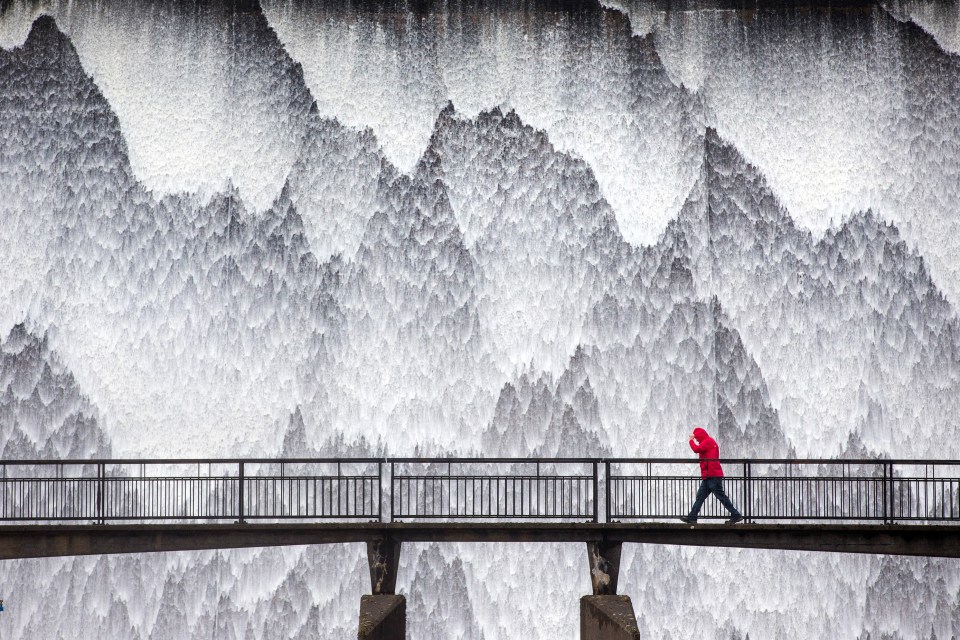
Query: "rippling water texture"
1 0 959 638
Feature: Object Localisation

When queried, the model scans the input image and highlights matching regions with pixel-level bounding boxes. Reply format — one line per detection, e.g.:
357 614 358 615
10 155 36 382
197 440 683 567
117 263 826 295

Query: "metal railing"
390 459 598 521
606 459 960 523
0 459 382 523
0 457 958 525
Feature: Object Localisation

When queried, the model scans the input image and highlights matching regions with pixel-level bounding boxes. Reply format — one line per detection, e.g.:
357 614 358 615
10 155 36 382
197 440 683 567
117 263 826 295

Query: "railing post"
592 461 599 523
888 463 895 525
238 461 245 524
378 461 384 523
604 461 611 524
744 462 752 523
390 461 396 523
97 462 105 525
882 463 888 524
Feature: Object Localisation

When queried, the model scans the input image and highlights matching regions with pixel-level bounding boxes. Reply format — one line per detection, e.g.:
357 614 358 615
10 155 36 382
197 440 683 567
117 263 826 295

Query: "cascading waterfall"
1 0 959 638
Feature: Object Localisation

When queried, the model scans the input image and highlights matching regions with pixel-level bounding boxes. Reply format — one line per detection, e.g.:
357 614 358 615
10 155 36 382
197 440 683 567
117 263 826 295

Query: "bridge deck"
0 522 956 560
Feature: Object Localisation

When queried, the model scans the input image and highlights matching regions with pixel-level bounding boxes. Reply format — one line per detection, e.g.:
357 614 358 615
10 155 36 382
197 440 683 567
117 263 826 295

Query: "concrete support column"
367 537 402 595
587 540 622 595
358 538 405 640
581 541 640 640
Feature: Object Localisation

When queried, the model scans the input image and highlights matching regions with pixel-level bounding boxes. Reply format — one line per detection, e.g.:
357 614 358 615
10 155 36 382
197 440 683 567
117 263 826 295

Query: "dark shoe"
726 514 744 525
679 516 697 524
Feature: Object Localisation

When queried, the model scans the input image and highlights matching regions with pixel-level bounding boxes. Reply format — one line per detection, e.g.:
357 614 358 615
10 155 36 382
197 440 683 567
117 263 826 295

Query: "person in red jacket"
680 427 744 524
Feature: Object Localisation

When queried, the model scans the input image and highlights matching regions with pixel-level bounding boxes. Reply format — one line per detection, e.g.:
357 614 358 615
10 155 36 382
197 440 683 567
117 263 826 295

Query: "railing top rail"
0 457 957 466
605 458 960 465
0 457 387 465
388 457 599 464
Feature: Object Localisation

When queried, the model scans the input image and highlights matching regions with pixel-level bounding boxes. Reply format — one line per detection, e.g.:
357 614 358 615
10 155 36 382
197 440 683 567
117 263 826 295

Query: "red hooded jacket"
690 427 724 478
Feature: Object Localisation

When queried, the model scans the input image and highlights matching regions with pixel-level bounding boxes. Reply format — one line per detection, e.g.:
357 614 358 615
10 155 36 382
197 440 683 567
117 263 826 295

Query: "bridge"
0 457 957 639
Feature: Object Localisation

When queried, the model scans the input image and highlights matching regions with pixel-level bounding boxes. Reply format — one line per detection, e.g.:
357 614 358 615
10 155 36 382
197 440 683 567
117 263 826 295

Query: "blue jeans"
687 477 741 520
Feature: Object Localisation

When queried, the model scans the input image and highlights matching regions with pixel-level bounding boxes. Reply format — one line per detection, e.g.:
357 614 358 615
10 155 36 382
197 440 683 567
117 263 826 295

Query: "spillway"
1 0 959 637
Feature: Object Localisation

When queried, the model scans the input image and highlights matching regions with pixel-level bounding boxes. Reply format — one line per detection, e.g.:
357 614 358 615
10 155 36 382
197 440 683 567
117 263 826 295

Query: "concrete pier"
582 541 640 639
359 538 405 639
358 595 405 640
581 595 641 640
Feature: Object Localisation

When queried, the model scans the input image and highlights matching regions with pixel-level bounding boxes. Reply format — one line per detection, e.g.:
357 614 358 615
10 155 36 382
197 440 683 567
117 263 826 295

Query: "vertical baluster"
391 462 397 521
592 462 599 523
557 476 566 515
882 463 889 524
892 463 898 523
97 462 105 525
238 462 245 524
535 462 540 517
604 461 611 523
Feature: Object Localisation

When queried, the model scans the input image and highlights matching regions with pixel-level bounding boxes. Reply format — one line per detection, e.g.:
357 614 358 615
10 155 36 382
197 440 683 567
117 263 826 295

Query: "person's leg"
686 479 712 520
708 478 742 517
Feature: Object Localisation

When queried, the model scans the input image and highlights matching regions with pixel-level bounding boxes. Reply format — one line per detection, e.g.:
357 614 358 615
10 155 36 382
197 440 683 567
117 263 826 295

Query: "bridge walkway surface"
0 522 956 560
1 457 957 639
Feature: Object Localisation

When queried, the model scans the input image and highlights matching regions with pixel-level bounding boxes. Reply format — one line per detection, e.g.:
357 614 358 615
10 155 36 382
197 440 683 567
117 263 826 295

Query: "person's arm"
689 438 704 453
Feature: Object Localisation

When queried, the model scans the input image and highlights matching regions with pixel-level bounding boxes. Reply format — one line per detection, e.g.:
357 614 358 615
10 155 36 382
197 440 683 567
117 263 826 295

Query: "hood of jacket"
693 427 709 441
